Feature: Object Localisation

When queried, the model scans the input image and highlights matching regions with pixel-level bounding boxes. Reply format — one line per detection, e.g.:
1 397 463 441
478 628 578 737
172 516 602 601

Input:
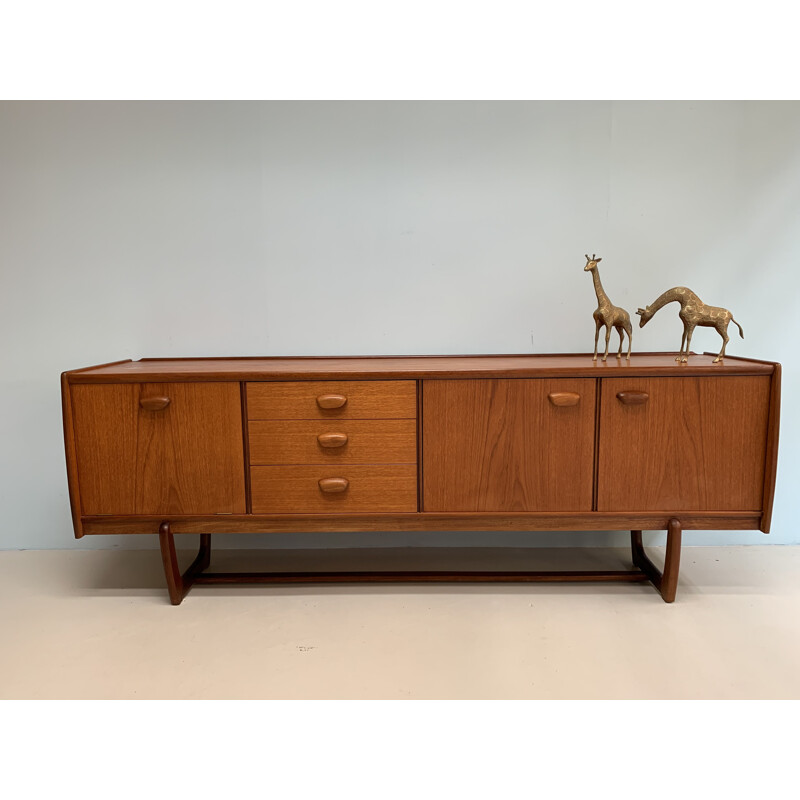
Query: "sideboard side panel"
61 373 84 537
760 363 781 532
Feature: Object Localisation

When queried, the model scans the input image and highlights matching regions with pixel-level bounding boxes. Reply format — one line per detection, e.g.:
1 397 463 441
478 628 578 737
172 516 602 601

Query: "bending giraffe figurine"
584 254 632 361
636 287 743 363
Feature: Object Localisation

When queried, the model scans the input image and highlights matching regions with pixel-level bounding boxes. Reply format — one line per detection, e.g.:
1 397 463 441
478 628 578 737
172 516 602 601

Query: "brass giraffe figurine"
636 287 743 363
584 254 632 361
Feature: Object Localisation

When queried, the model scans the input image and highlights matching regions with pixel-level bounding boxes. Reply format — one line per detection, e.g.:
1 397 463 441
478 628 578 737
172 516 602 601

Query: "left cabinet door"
71 382 246 515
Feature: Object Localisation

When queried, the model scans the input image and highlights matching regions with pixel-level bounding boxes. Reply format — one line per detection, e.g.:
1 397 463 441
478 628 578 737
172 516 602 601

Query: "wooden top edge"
63 358 133 376
65 352 777 382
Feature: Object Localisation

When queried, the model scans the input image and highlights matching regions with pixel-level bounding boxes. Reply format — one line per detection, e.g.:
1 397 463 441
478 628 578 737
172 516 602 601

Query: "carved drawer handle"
318 433 349 448
316 394 348 409
318 477 349 493
617 391 649 405
548 392 580 407
139 396 171 411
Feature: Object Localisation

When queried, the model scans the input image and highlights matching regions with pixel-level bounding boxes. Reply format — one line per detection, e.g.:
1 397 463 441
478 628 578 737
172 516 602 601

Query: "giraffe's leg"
682 325 695 362
676 328 687 361
713 323 729 363
593 319 602 361
624 320 633 360
602 324 611 362
616 326 624 359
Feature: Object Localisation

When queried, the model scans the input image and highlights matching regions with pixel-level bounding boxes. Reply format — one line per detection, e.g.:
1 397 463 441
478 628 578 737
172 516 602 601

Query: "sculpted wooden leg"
158 523 213 605
159 521 184 605
195 534 212 573
660 519 682 603
631 519 682 603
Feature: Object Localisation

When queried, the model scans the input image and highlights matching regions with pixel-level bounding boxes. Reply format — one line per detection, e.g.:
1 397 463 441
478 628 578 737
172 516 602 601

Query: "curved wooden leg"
158 523 213 605
196 534 212 573
159 522 184 605
630 519 682 603
631 529 643 563
661 519 682 603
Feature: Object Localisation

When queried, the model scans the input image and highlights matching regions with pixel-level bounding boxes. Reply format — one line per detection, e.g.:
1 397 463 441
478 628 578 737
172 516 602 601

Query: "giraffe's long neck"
639 286 703 325
591 268 611 307
646 286 701 315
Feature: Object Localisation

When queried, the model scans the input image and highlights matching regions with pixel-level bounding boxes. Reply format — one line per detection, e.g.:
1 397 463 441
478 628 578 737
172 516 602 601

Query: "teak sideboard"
61 353 781 604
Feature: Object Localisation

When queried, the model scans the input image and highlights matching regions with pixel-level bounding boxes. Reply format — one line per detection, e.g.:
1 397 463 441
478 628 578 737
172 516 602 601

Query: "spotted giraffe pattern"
584 255 632 361
636 286 744 362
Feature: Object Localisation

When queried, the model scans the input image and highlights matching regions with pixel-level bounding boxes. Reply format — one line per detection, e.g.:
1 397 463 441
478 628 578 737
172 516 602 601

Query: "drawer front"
249 419 417 465
251 465 418 513
247 381 417 420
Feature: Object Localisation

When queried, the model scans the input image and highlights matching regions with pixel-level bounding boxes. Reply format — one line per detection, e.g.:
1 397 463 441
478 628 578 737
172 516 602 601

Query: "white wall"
1 101 797 549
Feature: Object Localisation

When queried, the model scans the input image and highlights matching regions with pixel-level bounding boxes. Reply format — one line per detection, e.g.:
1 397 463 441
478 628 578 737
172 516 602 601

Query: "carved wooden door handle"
316 394 348 409
139 396 171 411
318 477 349 493
317 433 349 448
548 392 580 407
617 391 649 405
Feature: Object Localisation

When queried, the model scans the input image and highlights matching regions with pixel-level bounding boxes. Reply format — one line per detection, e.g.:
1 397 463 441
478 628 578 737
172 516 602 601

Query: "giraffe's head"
636 306 651 327
584 253 602 271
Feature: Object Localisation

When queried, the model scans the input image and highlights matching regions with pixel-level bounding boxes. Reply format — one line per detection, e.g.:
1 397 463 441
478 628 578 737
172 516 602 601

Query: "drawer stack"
246 381 418 513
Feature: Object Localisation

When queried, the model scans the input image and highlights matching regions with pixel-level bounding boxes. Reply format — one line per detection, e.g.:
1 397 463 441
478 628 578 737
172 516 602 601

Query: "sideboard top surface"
65 353 777 383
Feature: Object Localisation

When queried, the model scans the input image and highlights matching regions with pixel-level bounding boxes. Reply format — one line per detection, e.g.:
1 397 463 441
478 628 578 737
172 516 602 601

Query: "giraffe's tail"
732 317 744 339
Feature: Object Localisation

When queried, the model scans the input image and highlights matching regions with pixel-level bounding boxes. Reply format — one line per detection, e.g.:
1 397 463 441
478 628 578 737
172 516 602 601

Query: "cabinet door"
422 379 596 512
72 382 246 515
597 376 769 512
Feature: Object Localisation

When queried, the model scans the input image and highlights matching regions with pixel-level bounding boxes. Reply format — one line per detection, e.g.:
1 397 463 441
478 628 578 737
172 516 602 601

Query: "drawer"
250 465 418 513
247 380 416 420
249 419 417 465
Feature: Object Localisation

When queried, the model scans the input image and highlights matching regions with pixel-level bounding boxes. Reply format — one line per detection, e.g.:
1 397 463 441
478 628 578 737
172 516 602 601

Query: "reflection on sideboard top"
64 352 776 383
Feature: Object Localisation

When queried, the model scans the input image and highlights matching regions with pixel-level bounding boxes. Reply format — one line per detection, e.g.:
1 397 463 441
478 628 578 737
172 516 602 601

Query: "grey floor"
1 546 798 699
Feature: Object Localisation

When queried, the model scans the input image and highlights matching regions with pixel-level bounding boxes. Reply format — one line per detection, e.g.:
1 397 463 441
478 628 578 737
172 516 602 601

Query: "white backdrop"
1 100 797 549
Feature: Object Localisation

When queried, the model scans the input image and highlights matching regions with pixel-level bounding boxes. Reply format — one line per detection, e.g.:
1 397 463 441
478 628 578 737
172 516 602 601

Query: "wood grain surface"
423 378 596 512
249 419 417 465
250 464 418 513
66 353 775 383
246 380 417 420
597 376 770 511
72 382 246 515
63 354 780 548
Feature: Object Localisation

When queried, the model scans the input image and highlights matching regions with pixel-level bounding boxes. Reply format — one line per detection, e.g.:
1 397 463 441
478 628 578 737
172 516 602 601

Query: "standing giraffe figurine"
584 254 633 361
636 287 743 363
